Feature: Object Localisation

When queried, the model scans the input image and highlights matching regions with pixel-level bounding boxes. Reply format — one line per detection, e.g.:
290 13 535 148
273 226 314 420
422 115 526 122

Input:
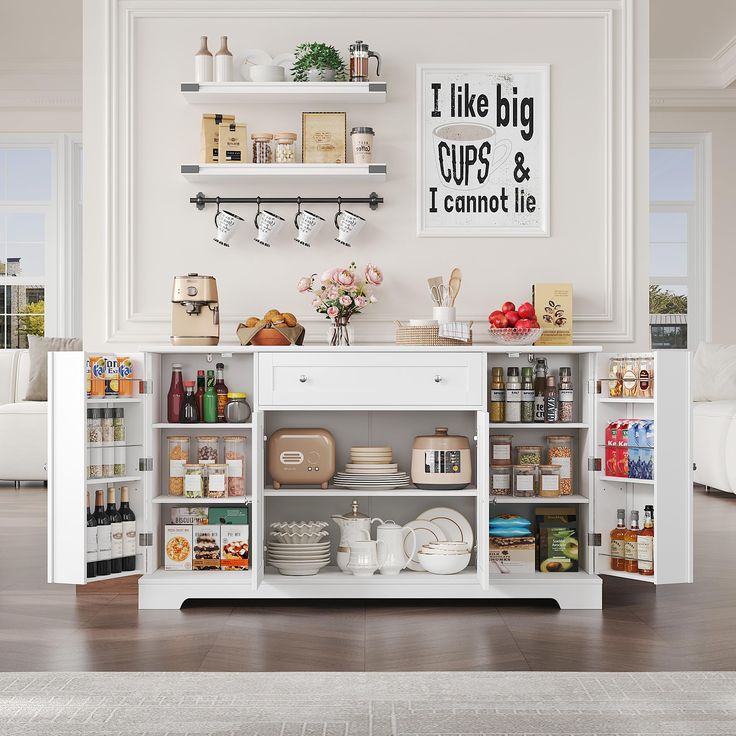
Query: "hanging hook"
334 196 343 230
254 196 262 229
294 196 302 230
214 196 221 227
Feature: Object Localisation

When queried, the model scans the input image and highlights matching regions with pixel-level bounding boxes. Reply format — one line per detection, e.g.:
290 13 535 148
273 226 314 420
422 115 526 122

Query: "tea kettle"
349 40 381 82
332 499 384 573
375 520 417 576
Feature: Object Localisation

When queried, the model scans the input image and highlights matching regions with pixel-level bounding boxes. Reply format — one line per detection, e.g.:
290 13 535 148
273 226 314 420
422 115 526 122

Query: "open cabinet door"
251 410 265 590
476 410 489 589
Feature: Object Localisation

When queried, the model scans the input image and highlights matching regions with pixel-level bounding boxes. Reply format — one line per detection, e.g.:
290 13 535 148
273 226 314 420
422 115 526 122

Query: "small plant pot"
307 67 336 82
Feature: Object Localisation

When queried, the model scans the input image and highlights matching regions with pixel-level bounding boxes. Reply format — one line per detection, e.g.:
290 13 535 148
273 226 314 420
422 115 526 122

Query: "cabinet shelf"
86 475 142 485
264 565 478 583
491 494 589 504
599 475 654 486
180 81 387 104
87 569 142 582
599 568 656 584
598 397 654 404
489 422 588 429
263 486 478 497
181 163 386 182
152 495 250 504
87 397 142 405
152 422 252 429
144 568 251 581
489 571 600 583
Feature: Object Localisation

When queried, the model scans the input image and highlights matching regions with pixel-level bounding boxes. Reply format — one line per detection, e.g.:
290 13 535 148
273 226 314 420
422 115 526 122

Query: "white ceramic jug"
375 520 417 576
331 500 384 573
347 539 386 578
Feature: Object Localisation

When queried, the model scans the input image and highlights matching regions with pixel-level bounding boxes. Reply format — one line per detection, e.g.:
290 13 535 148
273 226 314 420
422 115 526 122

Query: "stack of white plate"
333 446 411 490
267 521 331 576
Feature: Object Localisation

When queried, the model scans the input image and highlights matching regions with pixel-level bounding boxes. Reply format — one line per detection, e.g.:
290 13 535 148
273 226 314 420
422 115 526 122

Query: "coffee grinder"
171 273 220 346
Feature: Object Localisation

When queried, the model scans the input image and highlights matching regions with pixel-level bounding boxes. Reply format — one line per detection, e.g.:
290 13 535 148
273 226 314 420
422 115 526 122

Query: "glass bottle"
638 505 654 576
504 367 521 423
558 367 574 423
225 393 251 423
113 407 126 445
610 508 627 571
214 35 233 82
533 358 547 423
180 381 200 424
120 486 137 572
195 370 206 419
624 510 640 573
622 355 639 398
86 491 97 579
608 357 624 398
638 356 654 398
93 489 111 577
167 363 185 423
203 369 217 423
106 487 123 574
544 374 558 423
489 367 505 423
521 366 534 423
215 362 229 423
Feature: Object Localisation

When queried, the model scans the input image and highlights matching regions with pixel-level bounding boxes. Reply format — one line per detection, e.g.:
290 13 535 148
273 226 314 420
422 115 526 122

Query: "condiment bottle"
533 358 547 423
521 366 534 423
214 362 229 423
489 367 505 423
180 381 200 424
544 374 558 423
203 369 217 424
504 367 521 423
167 363 185 423
622 355 638 398
195 370 206 420
558 367 573 423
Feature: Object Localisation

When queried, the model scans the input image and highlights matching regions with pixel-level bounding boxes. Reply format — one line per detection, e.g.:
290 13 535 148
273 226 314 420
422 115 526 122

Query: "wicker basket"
395 321 473 346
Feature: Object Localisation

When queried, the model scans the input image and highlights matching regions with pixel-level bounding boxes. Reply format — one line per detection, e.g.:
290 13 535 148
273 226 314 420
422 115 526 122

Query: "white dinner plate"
417 507 474 548
350 447 392 453
402 519 446 571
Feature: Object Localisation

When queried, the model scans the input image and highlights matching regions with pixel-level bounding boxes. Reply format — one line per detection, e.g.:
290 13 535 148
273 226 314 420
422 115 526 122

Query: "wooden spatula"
448 268 462 306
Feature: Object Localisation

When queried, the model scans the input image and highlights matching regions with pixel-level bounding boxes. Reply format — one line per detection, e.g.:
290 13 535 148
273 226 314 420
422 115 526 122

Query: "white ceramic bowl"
426 541 472 553
249 64 285 83
268 530 330 545
418 551 471 574
270 521 328 534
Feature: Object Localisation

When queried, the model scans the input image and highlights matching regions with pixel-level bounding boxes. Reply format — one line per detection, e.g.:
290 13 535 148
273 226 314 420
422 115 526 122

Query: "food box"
201 113 236 163
193 525 221 570
536 507 578 573
220 524 249 570
208 507 249 526
170 507 209 525
533 283 573 346
164 525 193 571
488 535 536 574
218 122 248 162
605 421 619 477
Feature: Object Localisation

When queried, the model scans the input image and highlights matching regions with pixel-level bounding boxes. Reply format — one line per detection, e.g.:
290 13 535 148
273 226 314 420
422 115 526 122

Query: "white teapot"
331 500 384 573
375 520 417 576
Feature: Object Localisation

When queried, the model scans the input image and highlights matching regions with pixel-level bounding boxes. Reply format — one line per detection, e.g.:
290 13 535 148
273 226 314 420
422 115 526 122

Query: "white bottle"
195 36 213 83
214 36 233 82
504 367 522 423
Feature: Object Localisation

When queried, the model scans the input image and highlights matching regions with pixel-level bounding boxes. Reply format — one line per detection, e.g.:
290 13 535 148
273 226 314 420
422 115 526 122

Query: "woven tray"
394 321 473 346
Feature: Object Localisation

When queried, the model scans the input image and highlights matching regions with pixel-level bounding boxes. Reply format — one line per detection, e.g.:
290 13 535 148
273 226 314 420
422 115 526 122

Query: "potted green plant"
291 43 347 82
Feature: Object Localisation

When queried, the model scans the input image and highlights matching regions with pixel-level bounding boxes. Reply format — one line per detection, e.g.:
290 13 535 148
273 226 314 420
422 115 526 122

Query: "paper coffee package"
201 113 236 163
533 283 573 346
218 122 248 162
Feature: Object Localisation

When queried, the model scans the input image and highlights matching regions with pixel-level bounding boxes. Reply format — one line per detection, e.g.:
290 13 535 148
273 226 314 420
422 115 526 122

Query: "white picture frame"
417 63 550 237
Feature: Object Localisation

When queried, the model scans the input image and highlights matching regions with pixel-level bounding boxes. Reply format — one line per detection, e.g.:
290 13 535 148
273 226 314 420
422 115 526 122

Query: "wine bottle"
107 487 123 574
93 489 111 576
120 486 137 572
86 491 97 579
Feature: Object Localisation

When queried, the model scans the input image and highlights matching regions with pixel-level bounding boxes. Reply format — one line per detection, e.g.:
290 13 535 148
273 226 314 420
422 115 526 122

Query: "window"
649 134 711 350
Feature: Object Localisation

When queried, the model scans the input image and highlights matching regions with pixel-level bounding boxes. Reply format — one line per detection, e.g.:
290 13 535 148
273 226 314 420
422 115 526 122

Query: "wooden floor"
1 484 734 671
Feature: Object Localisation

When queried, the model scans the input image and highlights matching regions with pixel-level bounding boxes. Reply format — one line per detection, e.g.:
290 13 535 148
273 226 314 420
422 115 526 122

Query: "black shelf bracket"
191 191 383 211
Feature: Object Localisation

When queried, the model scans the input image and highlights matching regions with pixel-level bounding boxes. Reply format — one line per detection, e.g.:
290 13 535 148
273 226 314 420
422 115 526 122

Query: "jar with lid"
88 444 102 479
114 445 126 476
637 355 654 398
558 367 574 423
489 367 505 423
225 393 251 423
206 463 227 498
183 464 205 498
87 408 102 446
504 367 521 423
102 445 114 478
538 464 561 497
196 435 219 464
167 436 190 496
608 357 624 398
251 132 273 163
224 436 246 496
274 132 297 163
546 435 574 495
490 434 513 466
513 465 537 497
113 407 126 445
101 408 114 444
516 445 542 466
490 464 512 496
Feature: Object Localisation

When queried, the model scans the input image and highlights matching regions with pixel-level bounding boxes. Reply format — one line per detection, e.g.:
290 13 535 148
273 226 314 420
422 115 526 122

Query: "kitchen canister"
410 427 472 490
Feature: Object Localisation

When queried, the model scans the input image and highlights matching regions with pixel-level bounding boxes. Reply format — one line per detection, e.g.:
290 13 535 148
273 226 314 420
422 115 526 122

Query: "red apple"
515 318 533 330
491 313 509 329
501 301 516 314
517 302 536 320
529 319 540 328
488 309 504 323
505 310 520 326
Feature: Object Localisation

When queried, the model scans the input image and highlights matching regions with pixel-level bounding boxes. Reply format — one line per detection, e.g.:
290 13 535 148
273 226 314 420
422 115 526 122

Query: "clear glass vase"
328 315 353 346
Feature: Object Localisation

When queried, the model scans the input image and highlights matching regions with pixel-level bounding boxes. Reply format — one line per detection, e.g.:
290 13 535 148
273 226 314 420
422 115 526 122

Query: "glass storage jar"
88 444 102 479
608 357 624 398
113 407 126 445
490 435 513 466
224 436 246 496
251 132 273 163
206 463 227 498
167 436 190 496
513 465 537 497
114 445 126 476
490 464 512 496
515 445 542 466
225 393 251 423
546 435 574 495
274 132 297 163
87 408 101 446
183 463 205 498
196 435 219 464
102 445 114 478
101 408 114 443
538 464 561 497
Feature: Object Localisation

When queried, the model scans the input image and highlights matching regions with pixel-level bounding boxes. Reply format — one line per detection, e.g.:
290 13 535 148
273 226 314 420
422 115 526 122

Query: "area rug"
1 671 735 735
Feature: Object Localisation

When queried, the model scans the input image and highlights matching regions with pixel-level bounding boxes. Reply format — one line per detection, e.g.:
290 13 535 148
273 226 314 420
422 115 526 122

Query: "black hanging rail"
190 191 384 211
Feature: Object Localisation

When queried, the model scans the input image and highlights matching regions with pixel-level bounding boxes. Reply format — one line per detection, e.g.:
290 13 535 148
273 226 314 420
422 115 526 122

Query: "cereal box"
208 507 249 526
220 524 249 570
170 507 209 525
193 525 220 570
164 525 192 571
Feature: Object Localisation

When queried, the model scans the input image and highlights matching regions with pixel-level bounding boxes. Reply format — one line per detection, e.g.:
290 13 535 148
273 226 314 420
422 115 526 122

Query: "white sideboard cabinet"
47 346 692 609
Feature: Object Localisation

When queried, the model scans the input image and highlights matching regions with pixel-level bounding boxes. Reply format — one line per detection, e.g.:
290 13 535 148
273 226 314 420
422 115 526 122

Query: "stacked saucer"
333 446 411 490
268 521 331 576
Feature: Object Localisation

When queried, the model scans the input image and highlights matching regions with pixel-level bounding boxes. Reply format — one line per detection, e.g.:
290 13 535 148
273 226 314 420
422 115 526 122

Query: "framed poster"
417 64 549 237
302 112 347 164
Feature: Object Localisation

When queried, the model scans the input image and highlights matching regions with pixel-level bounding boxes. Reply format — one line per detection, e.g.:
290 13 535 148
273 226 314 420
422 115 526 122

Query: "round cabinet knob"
434 375 442 383
298 375 307 383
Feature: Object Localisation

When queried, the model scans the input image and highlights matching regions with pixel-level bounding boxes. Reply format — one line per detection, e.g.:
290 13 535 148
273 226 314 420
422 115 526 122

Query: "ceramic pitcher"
346 539 386 578
375 520 417 576
332 500 384 573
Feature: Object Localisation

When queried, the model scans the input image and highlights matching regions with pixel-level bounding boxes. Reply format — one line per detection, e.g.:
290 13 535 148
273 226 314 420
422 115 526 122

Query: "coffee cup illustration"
432 123 512 191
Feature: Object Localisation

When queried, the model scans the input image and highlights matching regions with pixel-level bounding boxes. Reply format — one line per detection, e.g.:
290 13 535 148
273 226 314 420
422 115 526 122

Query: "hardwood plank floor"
0 483 732 671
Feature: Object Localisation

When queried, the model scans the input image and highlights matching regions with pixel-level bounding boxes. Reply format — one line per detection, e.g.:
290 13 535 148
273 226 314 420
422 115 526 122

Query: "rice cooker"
411 427 472 490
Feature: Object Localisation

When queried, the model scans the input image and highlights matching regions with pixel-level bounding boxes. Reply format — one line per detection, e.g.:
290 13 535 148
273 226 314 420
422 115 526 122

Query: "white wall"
84 0 650 348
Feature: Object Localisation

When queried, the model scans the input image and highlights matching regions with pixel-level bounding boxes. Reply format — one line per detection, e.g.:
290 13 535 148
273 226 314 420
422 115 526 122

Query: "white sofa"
693 343 736 494
0 349 47 482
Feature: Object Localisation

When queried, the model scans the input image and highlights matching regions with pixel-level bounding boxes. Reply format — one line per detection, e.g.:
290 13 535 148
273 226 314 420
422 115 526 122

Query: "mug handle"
403 528 417 569
334 210 343 230
214 210 222 228
294 211 302 230
254 210 261 229
490 139 512 175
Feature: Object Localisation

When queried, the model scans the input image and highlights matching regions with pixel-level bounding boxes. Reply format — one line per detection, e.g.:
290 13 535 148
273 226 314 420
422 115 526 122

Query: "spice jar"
102 445 114 478
206 463 227 498
538 464 561 497
113 407 126 445
224 436 246 496
274 132 297 163
546 435 574 495
184 463 205 498
114 445 126 476
608 357 624 398
225 393 251 423
558 367 574 423
513 465 537 497
101 408 114 444
489 367 505 423
251 132 273 163
490 464 512 496
490 435 513 466
87 408 101 445
168 436 190 496
196 435 219 464
516 445 542 466
88 445 102 479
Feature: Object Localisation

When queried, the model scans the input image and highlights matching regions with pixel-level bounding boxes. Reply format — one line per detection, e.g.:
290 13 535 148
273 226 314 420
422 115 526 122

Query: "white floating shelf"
152 423 252 429
599 475 654 486
181 163 386 182
86 475 142 485
264 486 478 497
153 495 250 504
491 494 590 504
181 81 387 104
489 422 588 429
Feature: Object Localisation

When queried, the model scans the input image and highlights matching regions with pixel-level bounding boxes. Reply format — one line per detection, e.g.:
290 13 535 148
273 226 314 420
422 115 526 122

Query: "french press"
349 40 381 82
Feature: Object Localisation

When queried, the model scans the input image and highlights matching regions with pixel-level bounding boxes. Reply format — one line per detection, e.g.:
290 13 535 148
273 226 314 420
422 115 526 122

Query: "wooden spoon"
448 268 462 306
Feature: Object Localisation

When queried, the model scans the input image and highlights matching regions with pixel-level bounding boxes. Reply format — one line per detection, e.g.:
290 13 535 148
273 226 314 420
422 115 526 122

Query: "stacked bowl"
268 521 331 576
417 541 472 575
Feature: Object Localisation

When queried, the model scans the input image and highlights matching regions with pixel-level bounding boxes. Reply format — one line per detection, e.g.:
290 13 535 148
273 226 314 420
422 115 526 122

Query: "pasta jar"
513 465 537 497
515 445 542 466
490 435 513 466
225 393 251 423
87 408 102 446
274 132 297 163
538 464 562 497
167 436 190 496
206 463 227 498
183 464 205 498
224 436 246 496
196 435 219 464
251 132 273 163
490 464 512 496
546 435 574 495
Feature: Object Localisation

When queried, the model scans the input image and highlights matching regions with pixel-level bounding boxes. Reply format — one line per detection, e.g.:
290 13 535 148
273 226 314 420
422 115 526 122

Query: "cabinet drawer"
257 352 484 408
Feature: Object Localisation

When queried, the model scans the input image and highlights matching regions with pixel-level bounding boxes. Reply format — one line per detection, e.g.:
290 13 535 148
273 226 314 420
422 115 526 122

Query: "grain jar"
515 445 542 466
206 463 227 498
224 436 246 496
274 132 297 163
184 464 205 498
251 132 273 163
196 435 219 464
546 435 574 495
490 464 512 496
538 464 561 497
167 436 190 496
490 435 513 466
513 465 537 497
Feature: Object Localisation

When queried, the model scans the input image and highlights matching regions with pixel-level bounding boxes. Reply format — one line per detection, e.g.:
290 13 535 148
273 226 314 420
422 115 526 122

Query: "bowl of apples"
488 301 543 345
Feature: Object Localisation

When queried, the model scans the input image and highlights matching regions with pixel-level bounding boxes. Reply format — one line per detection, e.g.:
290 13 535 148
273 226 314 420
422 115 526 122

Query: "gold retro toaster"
268 428 336 489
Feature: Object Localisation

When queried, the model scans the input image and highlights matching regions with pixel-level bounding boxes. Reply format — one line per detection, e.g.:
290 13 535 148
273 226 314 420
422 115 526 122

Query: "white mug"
254 209 285 247
432 123 512 191
214 209 244 247
294 209 325 247
334 209 365 247
346 539 386 578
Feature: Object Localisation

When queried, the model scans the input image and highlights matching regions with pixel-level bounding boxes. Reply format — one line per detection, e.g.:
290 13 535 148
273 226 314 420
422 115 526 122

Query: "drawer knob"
434 375 442 383
298 374 307 383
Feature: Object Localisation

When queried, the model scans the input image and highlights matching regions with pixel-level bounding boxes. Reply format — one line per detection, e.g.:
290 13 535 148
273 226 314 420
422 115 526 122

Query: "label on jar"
424 450 460 474
184 474 202 495
541 474 559 492
515 474 534 492
226 459 243 477
490 389 505 402
521 389 535 402
492 444 511 461
491 473 510 490
200 458 215 465
170 460 185 478
551 455 571 478
559 389 574 403
208 474 226 495
86 527 98 563
122 521 136 557
505 388 521 402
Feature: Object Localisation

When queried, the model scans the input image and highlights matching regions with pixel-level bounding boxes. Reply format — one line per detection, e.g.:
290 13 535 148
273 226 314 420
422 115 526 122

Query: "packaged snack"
536 507 578 573
218 122 248 162
193 525 220 570
201 113 236 163
488 535 535 574
164 525 192 571
208 506 249 526
220 525 249 570
170 507 209 525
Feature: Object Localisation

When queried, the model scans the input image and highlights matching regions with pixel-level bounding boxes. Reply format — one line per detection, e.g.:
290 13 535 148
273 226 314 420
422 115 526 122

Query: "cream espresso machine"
171 273 220 346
